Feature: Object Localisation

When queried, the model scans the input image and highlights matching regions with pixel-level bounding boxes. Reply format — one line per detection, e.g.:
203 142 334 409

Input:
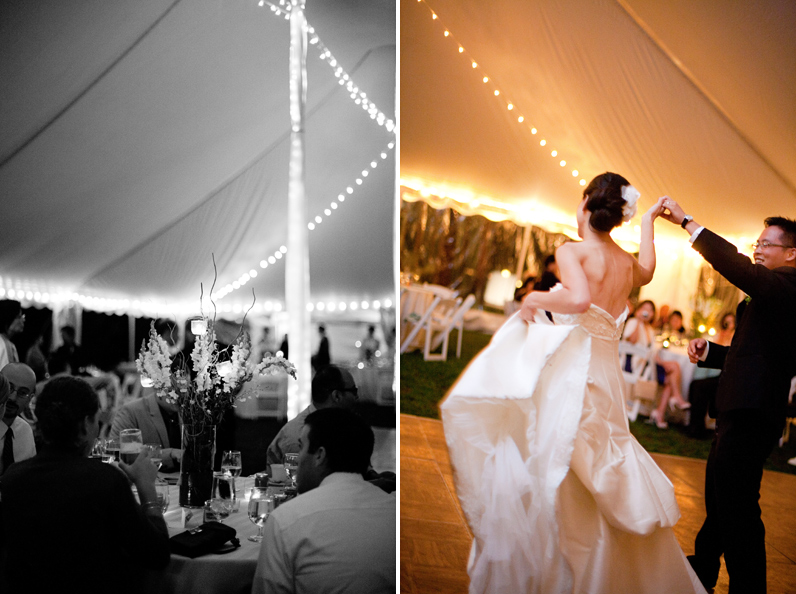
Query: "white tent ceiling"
0 0 396 316
401 0 795 248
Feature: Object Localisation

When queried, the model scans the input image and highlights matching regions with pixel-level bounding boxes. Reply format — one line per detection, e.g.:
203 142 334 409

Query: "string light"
413 0 587 187
214 140 395 301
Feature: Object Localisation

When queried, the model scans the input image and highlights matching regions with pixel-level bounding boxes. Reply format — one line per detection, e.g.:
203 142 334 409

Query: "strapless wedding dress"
440 305 707 594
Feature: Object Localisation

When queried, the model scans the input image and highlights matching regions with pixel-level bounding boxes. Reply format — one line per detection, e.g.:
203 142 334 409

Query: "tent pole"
285 4 311 420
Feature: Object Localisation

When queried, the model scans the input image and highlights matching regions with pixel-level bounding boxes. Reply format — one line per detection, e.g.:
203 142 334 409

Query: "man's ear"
786 247 796 264
329 390 342 405
314 445 328 467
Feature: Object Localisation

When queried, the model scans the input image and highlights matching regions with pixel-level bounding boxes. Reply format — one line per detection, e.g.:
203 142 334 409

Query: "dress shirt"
265 404 315 468
0 416 36 474
252 472 396 594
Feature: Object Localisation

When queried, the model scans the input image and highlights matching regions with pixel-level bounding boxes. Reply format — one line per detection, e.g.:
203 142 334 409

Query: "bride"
440 172 706 594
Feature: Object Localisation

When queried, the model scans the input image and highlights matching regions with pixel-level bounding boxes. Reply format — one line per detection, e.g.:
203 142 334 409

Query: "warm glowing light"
444 30 449 37
579 179 586 186
500 269 511 278
458 46 463 53
494 90 500 96
191 318 208 335
531 128 537 134
507 103 513 110
698 324 706 333
551 150 557 157
540 140 546 146
708 328 717 336
560 160 566 167
518 116 524 122
140 376 154 388
432 13 437 19
483 76 489 83
471 62 477 68
572 170 578 177
662 339 670 348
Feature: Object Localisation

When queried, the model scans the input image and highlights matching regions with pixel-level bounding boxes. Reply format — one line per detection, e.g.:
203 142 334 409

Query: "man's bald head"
1 363 37 424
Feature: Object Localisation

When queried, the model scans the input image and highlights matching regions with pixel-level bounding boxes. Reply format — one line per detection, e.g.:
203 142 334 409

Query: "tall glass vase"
179 423 217 508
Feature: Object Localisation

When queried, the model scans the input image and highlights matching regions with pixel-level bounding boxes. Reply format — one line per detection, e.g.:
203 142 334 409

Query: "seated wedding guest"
0 364 37 476
623 300 689 429
266 364 359 468
715 312 736 346
0 376 169 594
266 365 395 492
110 388 182 471
253 408 395 594
668 309 687 337
0 300 24 369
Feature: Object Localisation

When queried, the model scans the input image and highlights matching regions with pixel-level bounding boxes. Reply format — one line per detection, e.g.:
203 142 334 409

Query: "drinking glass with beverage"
284 453 299 487
154 479 170 514
119 429 143 465
105 438 120 463
89 438 105 461
247 488 275 542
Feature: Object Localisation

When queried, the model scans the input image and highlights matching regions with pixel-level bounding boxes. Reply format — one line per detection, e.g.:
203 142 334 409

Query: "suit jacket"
110 393 172 448
694 228 796 420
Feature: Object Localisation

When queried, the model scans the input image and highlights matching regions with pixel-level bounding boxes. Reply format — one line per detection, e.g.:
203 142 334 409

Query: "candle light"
191 318 208 335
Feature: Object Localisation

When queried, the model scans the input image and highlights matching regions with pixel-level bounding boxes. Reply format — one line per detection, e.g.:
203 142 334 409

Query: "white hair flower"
621 185 640 222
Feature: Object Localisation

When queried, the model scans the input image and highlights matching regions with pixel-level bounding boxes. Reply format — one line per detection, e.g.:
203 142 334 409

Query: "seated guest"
668 309 687 338
0 364 37 476
253 408 395 594
0 376 169 594
266 365 359 468
715 312 736 346
110 388 182 471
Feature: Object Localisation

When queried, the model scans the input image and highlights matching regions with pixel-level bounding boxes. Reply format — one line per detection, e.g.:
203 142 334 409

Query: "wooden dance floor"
400 414 796 594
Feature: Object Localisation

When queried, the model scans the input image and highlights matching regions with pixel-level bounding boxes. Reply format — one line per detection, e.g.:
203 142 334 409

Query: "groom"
661 201 796 593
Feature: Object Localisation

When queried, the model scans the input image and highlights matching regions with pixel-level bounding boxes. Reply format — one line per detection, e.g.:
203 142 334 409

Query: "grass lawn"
400 329 796 475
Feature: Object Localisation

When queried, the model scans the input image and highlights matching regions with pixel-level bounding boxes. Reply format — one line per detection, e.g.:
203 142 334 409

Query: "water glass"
284 453 299 486
154 479 170 514
203 499 231 523
105 438 120 462
144 443 162 470
221 451 242 510
247 488 275 542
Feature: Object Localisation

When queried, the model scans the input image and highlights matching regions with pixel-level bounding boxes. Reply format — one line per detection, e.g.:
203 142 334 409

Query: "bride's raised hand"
642 196 667 222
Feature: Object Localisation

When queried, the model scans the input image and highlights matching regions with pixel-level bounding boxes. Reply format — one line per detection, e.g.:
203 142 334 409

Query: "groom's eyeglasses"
751 241 794 250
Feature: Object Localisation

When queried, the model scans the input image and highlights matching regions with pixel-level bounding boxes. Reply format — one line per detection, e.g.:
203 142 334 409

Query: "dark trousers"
687 376 720 438
691 409 780 594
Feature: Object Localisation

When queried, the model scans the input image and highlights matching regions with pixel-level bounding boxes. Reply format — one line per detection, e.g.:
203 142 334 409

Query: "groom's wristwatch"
680 214 693 229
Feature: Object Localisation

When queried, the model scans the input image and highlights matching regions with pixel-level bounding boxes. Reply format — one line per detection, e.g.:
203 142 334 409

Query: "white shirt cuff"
688 226 705 244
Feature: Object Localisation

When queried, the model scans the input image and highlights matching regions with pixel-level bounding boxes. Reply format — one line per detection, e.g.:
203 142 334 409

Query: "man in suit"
662 200 796 594
110 391 182 471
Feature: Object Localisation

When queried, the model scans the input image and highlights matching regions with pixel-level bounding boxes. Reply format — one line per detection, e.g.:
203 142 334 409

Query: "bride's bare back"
565 239 640 320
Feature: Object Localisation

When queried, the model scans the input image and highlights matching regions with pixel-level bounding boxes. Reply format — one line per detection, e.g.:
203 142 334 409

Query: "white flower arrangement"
136 320 296 427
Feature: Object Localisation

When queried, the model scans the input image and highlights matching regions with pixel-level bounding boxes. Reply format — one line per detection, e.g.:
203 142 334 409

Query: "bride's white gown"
440 305 707 594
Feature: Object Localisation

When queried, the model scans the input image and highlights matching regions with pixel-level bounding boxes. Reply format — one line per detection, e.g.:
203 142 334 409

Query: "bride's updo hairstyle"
582 172 631 232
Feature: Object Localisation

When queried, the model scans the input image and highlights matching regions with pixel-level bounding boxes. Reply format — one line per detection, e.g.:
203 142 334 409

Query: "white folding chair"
423 294 477 361
618 341 657 422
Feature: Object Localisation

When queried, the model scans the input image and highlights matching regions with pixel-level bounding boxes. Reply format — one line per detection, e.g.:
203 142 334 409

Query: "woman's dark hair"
582 172 631 232
636 299 656 318
36 376 99 447
0 300 22 333
304 408 374 475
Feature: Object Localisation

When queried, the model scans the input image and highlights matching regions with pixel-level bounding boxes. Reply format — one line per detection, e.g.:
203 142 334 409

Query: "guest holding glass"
0 376 170 594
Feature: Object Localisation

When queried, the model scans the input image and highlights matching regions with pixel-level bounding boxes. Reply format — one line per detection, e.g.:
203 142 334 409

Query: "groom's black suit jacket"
693 229 796 423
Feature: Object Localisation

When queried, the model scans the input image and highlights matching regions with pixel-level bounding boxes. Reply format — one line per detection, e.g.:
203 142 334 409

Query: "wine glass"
247 488 275 542
89 438 105 461
221 450 242 509
119 429 143 465
284 453 299 487
144 444 162 471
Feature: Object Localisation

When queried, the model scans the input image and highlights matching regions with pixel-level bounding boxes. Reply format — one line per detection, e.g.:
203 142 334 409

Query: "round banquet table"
143 480 264 594
655 344 721 401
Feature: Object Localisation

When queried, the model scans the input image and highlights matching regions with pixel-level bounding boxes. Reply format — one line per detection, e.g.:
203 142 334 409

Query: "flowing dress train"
440 305 707 594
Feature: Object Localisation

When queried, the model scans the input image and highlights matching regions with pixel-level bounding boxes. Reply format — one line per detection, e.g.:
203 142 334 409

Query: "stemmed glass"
154 479 170 514
247 488 275 542
284 453 299 487
221 450 242 509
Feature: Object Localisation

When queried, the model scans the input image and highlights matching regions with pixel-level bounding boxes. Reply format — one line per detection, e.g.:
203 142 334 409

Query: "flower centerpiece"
136 319 296 507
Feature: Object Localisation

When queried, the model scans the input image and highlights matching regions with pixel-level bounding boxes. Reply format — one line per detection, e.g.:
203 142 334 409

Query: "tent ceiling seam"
615 0 796 198
78 48 384 291
0 0 185 169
